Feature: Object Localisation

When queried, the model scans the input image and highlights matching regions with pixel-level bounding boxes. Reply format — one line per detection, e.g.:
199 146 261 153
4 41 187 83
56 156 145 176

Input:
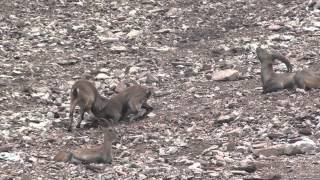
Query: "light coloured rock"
268 24 282 31
147 46 176 52
127 29 142 39
303 26 319 32
212 69 240 81
201 145 219 155
253 144 285 157
98 35 119 43
40 93 51 102
268 34 294 41
55 97 62 104
154 29 174 33
284 137 316 155
145 73 159 84
129 66 140 74
22 136 32 141
71 24 84 31
313 21 320 28
0 152 21 161
166 7 179 17
110 45 127 52
96 73 109 79
208 171 220 177
159 146 178 155
129 10 137 16
188 162 203 173
254 138 317 157
215 114 235 124
138 173 147 180
29 27 41 36
226 128 243 137
47 112 54 119
173 138 187 147
112 69 125 78
99 68 109 73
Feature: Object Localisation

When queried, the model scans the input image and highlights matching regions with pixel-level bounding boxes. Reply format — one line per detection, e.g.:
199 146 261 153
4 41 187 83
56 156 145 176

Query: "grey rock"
98 36 120 43
233 160 257 173
145 73 159 84
284 137 316 155
0 152 21 161
215 114 235 124
231 170 249 175
188 162 202 173
212 69 240 81
127 29 142 39
268 24 282 31
253 144 285 157
110 45 127 52
128 66 140 74
46 112 54 119
268 34 294 41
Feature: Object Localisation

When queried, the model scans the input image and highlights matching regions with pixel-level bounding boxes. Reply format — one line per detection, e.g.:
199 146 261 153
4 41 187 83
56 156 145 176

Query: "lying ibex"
256 47 320 93
54 128 117 164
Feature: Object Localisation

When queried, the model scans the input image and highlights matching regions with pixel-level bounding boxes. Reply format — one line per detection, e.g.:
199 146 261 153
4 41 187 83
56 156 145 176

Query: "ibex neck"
261 63 275 84
92 94 108 117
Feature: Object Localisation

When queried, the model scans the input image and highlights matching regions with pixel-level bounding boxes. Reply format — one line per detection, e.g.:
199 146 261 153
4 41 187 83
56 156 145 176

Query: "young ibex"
68 80 152 131
53 128 117 164
256 47 320 93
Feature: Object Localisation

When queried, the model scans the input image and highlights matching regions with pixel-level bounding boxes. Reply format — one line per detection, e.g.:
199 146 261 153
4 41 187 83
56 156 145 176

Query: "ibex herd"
68 80 152 131
53 46 320 164
55 80 152 164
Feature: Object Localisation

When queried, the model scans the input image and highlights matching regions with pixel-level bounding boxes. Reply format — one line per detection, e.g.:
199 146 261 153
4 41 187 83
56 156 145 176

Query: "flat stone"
253 144 285 157
110 45 127 52
268 24 282 31
284 137 316 155
127 29 142 39
212 69 240 81
96 73 109 79
215 114 235 124
233 160 257 173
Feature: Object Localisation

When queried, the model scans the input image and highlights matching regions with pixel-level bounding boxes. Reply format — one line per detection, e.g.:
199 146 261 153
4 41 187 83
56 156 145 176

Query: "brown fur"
294 70 320 90
93 85 153 123
68 80 99 131
68 80 152 131
256 47 320 93
53 128 117 164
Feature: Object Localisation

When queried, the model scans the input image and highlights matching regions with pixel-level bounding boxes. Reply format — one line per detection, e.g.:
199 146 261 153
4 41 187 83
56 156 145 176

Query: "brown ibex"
256 47 320 93
54 128 117 164
68 80 152 131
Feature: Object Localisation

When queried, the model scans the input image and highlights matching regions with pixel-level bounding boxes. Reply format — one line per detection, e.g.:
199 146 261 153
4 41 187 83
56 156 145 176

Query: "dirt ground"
0 0 320 179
